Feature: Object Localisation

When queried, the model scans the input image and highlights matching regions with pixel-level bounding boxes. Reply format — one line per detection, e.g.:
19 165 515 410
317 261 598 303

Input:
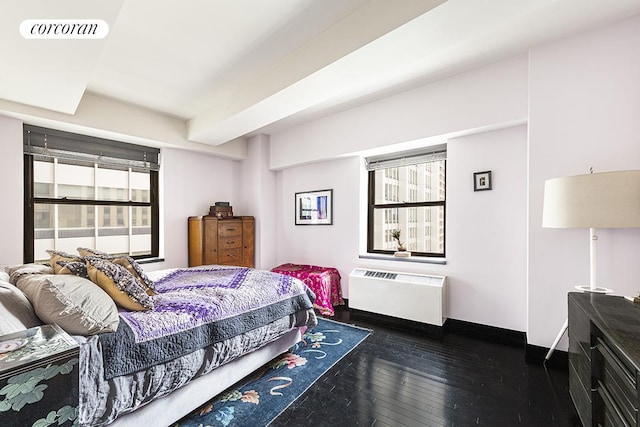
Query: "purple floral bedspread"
98 266 315 379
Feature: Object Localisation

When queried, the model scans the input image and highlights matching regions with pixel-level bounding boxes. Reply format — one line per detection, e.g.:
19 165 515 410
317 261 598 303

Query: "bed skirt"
107 327 303 427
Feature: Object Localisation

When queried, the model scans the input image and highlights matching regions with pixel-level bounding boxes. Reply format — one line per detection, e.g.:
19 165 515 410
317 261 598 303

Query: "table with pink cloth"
271 263 345 316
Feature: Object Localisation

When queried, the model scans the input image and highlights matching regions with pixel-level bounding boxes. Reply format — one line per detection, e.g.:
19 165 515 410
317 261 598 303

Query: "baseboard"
348 307 444 337
444 318 526 349
525 343 568 369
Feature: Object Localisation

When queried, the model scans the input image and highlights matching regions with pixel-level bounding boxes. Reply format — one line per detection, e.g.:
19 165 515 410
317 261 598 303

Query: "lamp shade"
542 170 640 228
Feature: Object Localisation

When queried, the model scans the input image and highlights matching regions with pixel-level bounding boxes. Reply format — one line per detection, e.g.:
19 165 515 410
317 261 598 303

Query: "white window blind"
366 146 446 171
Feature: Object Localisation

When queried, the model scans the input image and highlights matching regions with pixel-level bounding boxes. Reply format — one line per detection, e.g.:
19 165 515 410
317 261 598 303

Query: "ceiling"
2 0 640 150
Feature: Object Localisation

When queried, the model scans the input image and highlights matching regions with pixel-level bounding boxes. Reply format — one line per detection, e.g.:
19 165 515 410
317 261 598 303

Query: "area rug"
174 318 371 427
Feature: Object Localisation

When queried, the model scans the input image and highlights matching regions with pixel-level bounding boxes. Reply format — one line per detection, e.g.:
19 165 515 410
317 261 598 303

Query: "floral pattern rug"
174 318 371 427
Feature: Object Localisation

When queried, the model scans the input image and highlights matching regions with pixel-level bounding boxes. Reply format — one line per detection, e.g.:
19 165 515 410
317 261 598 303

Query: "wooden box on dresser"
188 215 255 268
568 292 640 426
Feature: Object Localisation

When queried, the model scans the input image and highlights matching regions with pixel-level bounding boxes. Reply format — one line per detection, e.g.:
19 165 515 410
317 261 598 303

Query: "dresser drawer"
218 234 242 249
598 380 632 427
569 297 591 356
218 248 242 265
602 368 638 425
569 361 592 427
596 337 638 425
218 221 242 237
569 329 591 385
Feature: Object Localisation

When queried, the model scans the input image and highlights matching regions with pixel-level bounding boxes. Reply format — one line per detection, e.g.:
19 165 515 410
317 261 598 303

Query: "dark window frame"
366 160 446 258
23 127 160 263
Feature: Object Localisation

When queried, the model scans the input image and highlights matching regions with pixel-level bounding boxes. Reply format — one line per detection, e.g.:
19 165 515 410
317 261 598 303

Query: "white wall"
275 157 361 293
446 125 527 330
527 13 640 349
154 148 241 271
274 125 528 331
0 115 24 266
241 134 278 270
270 54 528 169
270 53 530 332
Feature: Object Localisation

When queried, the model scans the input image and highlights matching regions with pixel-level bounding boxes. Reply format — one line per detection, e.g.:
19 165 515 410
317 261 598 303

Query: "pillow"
0 271 9 282
85 257 154 311
0 279 42 335
6 263 55 285
14 274 118 336
76 248 156 295
111 256 157 295
77 247 112 259
57 260 89 279
46 249 83 274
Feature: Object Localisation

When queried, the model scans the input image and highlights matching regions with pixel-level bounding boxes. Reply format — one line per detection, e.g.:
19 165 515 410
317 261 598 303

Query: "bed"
0 255 316 427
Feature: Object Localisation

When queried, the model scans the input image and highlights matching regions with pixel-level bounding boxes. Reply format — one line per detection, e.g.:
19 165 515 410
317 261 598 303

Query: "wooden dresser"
568 292 640 426
188 216 255 268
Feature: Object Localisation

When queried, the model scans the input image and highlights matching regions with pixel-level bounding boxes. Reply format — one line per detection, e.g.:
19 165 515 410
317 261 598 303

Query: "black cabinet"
568 293 640 426
568 295 593 426
0 324 79 426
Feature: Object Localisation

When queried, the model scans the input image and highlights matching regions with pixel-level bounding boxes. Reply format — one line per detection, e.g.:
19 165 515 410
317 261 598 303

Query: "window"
367 148 446 257
23 125 160 262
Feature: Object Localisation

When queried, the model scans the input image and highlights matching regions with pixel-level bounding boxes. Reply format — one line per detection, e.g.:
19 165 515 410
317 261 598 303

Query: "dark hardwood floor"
272 307 581 427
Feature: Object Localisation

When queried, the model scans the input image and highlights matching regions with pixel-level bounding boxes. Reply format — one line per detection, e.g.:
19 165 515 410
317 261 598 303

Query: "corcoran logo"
20 19 109 39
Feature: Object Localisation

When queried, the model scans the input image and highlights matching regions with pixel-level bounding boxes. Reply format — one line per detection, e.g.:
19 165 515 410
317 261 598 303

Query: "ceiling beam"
187 0 445 145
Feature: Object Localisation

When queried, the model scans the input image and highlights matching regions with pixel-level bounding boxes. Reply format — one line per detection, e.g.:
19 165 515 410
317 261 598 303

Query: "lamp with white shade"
542 169 640 361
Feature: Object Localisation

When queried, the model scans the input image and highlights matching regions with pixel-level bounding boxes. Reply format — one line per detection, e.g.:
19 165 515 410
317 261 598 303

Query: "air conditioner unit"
348 268 446 326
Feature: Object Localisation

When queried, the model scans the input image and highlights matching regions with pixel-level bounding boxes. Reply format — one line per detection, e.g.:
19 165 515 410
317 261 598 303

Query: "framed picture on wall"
473 171 492 191
295 189 333 225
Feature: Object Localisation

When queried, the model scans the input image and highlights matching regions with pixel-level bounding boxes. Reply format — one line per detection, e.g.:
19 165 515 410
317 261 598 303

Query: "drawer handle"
227 241 235 245
597 337 636 388
226 228 236 232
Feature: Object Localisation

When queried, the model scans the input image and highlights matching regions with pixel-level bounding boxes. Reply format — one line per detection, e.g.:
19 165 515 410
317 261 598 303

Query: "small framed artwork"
295 189 333 225
473 171 492 191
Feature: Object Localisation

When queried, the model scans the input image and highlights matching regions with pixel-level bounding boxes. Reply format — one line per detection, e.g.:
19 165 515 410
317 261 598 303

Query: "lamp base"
574 285 613 294
545 285 614 363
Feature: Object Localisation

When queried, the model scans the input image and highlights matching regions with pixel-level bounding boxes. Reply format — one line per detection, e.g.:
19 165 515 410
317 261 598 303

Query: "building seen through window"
32 159 152 260
24 125 159 262
368 150 446 257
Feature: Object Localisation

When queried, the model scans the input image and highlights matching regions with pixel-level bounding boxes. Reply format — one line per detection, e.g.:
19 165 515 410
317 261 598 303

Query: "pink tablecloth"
271 263 345 316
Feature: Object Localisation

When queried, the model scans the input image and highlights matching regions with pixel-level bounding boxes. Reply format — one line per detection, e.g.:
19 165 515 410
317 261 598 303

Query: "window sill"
137 257 165 265
359 254 447 265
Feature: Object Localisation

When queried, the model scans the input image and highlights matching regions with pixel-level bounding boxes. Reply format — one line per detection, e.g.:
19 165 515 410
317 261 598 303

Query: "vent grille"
364 270 397 280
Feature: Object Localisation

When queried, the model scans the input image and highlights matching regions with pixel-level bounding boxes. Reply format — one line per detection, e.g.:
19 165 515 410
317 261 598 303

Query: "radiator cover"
348 268 446 326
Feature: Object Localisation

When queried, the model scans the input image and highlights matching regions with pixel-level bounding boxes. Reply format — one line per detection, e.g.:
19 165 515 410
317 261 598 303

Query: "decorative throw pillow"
77 247 112 259
14 274 118 336
57 260 89 279
0 279 42 335
46 249 83 274
111 256 157 295
85 256 154 311
75 248 157 295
